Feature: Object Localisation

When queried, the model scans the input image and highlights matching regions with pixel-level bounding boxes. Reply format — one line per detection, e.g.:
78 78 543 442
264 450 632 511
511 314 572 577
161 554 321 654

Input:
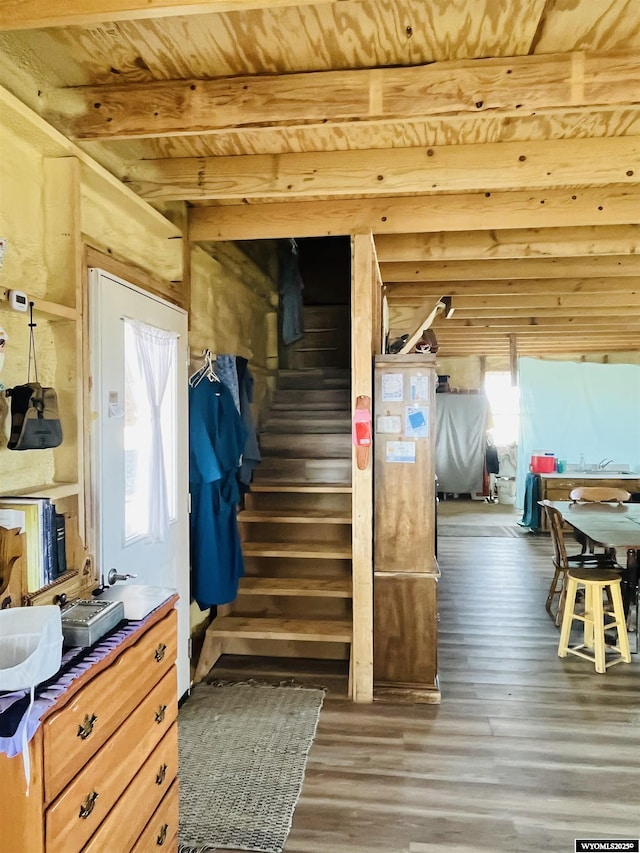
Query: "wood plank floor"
204 521 640 852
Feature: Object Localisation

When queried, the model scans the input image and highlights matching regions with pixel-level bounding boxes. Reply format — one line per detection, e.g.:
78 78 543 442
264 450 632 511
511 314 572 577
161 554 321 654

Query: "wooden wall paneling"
350 233 376 703
188 187 640 241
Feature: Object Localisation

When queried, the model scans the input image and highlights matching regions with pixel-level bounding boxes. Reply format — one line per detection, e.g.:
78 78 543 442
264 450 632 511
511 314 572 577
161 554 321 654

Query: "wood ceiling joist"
380 255 640 283
49 51 640 141
374 225 640 263
0 0 338 30
189 187 640 241
386 277 640 298
125 137 640 202
404 305 636 318
428 316 640 331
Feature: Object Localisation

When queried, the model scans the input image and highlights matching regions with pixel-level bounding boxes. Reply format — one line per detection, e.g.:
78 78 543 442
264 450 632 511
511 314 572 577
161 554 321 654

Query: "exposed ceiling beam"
0 0 340 30
386 277 640 298
409 292 640 310
393 305 636 318
380 255 640 282
374 225 640 263
428 316 640 330
48 51 640 140
189 188 640 241
125 137 639 202
436 341 638 352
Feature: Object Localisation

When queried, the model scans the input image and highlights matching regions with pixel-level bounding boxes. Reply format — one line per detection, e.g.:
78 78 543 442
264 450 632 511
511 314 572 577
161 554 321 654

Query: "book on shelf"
0 496 64 591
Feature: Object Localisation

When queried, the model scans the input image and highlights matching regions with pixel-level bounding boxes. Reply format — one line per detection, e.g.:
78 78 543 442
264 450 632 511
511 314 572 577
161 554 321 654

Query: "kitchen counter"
538 473 640 529
540 472 639 479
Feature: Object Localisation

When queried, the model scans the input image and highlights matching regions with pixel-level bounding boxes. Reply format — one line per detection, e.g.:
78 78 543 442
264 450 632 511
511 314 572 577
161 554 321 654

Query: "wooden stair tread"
207 615 352 643
250 483 352 493
239 509 351 523
239 577 352 597
243 541 352 559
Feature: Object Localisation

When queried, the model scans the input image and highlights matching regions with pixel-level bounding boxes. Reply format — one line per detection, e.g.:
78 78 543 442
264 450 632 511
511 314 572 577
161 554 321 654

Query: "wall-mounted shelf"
1 481 80 500
0 289 77 321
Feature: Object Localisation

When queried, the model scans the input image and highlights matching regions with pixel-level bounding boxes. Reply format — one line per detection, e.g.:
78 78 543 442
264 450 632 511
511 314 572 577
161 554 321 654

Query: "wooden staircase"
194 306 353 685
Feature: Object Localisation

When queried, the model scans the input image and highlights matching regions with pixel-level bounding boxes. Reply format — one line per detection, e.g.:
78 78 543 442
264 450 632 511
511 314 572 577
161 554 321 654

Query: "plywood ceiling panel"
97 107 640 160
9 0 551 87
534 0 640 54
1 0 638 360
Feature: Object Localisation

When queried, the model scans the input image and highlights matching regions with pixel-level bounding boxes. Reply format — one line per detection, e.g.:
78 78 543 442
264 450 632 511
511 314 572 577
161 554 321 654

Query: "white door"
89 268 190 697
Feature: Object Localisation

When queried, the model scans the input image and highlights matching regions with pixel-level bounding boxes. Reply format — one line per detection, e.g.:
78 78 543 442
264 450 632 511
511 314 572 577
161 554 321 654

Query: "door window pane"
124 323 177 543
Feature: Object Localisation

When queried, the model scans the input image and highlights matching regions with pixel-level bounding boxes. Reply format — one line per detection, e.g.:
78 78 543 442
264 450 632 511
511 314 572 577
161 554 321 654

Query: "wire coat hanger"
189 348 220 388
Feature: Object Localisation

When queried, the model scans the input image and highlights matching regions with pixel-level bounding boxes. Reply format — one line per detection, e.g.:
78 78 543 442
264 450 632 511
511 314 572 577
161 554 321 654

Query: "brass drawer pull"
155 763 168 785
79 790 99 820
154 642 167 662
156 823 169 846
77 713 98 740
155 704 167 724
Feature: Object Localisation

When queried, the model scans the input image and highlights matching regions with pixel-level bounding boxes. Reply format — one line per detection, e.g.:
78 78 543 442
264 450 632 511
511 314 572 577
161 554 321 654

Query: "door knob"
107 568 138 586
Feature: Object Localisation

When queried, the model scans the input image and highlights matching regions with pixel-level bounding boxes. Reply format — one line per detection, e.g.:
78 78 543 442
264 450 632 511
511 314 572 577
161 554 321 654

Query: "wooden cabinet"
373 355 440 702
0 602 179 853
539 475 640 529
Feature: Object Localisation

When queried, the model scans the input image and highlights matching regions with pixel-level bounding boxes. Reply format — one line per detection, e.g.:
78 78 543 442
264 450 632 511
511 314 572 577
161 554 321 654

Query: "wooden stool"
558 569 631 673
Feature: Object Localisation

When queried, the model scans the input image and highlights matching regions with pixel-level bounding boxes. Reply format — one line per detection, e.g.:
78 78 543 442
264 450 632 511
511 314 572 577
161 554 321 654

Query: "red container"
531 454 555 473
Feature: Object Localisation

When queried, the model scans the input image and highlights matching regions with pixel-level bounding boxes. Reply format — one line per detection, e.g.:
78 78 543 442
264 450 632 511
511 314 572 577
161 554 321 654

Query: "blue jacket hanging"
189 377 247 608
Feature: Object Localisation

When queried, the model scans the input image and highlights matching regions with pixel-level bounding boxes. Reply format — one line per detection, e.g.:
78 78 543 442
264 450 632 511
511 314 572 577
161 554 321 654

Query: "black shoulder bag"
6 303 63 451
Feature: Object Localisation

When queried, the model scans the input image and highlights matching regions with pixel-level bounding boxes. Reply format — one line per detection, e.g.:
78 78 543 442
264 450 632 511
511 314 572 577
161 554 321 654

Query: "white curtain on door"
125 318 178 543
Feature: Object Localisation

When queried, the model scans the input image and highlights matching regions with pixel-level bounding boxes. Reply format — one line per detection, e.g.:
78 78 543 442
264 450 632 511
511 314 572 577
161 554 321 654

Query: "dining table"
546 500 640 650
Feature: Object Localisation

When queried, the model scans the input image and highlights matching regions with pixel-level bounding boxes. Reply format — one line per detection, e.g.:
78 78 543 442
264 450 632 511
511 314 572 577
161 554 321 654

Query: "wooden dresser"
0 600 179 853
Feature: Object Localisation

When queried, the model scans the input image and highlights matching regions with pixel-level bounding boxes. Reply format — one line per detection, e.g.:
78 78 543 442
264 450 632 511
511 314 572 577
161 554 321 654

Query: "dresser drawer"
131 779 179 853
45 668 177 853
44 609 177 801
82 727 178 853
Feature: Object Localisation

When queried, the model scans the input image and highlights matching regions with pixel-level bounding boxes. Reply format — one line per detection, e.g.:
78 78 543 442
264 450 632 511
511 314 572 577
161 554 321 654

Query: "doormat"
178 682 325 853
438 525 529 538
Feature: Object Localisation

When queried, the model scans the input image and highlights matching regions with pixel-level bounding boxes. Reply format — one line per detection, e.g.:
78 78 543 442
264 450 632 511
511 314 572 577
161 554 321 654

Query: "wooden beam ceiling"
387 278 640 298
125 137 640 201
374 225 640 262
49 52 640 141
0 0 339 30
380 255 640 282
189 187 640 241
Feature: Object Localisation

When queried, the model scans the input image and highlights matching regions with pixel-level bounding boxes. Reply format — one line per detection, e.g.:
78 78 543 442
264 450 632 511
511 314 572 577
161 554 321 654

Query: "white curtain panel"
125 319 178 543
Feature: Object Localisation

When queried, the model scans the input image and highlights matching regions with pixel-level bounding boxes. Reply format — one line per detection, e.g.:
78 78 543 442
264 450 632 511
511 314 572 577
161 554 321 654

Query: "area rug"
438 524 529 538
178 682 325 853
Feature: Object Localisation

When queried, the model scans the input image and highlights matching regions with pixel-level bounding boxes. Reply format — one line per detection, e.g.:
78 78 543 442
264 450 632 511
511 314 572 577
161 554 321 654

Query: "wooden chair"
540 501 618 626
569 487 631 505
569 487 631 554
558 568 631 674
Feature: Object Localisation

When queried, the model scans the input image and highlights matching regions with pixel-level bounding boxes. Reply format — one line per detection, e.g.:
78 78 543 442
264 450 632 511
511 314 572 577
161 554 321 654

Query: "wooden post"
350 233 377 702
44 157 85 540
